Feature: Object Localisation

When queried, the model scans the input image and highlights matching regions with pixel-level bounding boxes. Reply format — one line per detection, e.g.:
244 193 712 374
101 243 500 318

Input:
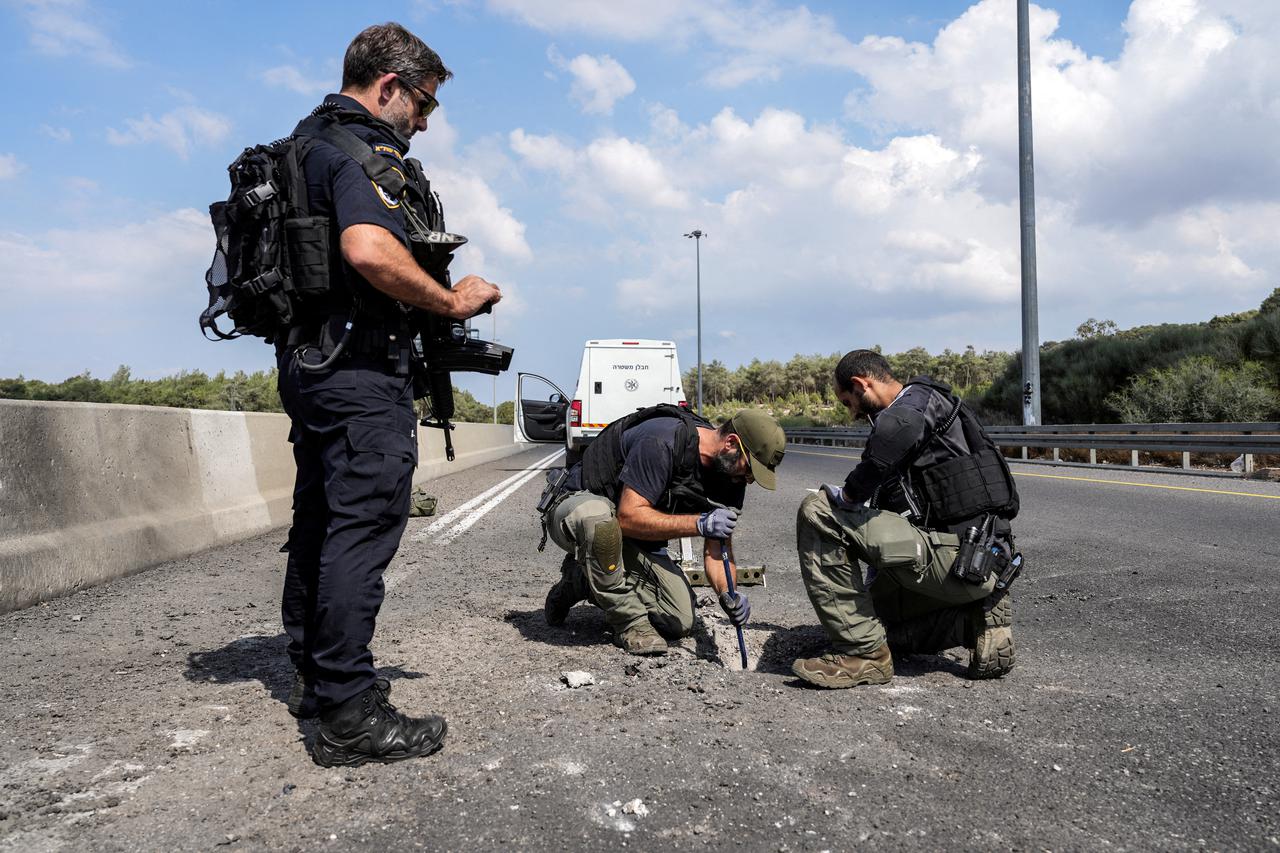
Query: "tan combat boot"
967 591 1014 679
791 643 893 688
614 622 668 656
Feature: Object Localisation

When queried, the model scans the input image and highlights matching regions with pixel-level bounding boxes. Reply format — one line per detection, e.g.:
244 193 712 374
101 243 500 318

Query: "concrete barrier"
0 400 524 614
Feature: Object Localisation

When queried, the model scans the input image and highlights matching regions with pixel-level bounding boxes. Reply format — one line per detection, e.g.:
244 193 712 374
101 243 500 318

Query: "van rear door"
589 342 675 425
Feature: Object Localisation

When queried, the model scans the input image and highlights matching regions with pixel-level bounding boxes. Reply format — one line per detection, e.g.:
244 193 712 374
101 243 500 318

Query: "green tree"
1260 286 1280 316
889 346 933 380
448 388 493 423
1075 318 1118 339
0 375 30 399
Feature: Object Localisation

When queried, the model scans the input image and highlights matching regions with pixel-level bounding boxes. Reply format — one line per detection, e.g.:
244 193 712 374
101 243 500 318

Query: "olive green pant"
547 491 697 638
795 492 996 655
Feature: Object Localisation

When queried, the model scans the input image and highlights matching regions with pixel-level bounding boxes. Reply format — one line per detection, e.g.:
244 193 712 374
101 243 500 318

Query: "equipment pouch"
285 216 330 297
874 531 925 571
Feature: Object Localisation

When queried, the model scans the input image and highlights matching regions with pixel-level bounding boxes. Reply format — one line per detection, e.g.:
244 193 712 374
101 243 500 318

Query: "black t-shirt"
615 418 746 553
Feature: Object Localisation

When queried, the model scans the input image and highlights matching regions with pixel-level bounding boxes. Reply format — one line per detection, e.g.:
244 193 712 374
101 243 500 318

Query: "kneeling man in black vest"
541 406 785 655
792 350 1021 688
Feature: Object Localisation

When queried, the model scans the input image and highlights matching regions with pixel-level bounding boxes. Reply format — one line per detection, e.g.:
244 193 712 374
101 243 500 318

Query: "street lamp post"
1017 0 1042 426
683 229 704 415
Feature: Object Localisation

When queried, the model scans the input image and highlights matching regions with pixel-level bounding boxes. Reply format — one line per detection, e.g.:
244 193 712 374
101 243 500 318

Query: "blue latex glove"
718 590 751 626
822 483 855 511
697 507 739 539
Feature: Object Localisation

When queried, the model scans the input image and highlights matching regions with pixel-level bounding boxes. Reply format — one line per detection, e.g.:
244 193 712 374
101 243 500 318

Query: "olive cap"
727 409 786 490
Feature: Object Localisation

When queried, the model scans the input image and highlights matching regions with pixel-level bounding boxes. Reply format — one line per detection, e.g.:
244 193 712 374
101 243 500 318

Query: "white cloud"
498 0 1280 363
18 0 130 68
105 107 232 159
39 125 72 143
846 0 1280 225
513 131 688 211
507 71 1278 352
430 169 533 263
395 112 534 319
261 65 334 97
484 0 690 40
0 208 212 299
509 129 576 173
548 49 636 115
0 154 23 180
585 138 689 209
488 0 863 87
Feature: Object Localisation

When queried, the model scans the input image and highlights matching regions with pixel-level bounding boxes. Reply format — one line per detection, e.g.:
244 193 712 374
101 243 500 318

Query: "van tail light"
569 399 582 426
677 400 689 409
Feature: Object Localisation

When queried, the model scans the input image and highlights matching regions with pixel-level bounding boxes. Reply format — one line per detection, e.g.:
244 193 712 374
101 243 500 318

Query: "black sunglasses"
397 76 439 119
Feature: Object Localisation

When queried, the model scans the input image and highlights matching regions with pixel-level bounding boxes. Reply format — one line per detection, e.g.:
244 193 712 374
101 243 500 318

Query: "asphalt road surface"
2 445 1278 851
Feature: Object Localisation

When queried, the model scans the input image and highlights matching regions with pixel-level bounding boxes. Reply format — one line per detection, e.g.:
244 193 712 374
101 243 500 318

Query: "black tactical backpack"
199 132 332 343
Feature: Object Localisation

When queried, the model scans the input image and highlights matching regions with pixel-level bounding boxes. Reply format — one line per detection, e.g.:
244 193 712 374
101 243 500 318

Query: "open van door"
515 372 570 445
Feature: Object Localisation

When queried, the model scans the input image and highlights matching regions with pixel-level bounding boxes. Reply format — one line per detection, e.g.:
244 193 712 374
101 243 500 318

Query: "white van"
515 339 686 451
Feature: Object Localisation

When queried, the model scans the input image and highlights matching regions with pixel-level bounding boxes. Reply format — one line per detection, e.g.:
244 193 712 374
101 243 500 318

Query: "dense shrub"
1105 357 1280 423
983 288 1280 423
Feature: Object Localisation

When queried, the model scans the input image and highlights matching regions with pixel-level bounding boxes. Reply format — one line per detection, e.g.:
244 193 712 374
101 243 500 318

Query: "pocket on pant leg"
338 420 417 523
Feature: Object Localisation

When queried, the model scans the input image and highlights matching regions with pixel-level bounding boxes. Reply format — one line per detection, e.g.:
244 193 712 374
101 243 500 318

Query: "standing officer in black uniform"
278 22 500 766
791 350 1020 688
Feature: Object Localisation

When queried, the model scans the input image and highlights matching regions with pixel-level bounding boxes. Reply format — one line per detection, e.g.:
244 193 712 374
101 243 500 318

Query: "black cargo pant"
276 347 418 710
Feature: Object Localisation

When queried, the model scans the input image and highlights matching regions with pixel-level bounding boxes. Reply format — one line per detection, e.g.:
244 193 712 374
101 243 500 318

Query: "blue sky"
2 0 1275 404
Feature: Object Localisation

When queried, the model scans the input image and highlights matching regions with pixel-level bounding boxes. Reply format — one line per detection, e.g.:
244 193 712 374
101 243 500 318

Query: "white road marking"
434 450 565 545
388 449 565 591
413 449 565 542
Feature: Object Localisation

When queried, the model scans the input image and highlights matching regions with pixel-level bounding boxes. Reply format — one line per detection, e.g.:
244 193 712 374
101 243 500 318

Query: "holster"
536 468 572 552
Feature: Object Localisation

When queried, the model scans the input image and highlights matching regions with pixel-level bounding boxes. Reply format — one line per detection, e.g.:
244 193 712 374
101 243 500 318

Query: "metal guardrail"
785 422 1280 474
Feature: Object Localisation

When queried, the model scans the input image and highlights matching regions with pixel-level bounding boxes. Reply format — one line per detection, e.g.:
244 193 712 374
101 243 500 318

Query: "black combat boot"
290 673 391 720
312 684 446 767
544 553 587 626
287 670 318 719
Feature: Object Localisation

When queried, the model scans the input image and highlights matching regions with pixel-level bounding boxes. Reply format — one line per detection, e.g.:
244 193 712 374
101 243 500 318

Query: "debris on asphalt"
622 798 649 817
561 671 595 688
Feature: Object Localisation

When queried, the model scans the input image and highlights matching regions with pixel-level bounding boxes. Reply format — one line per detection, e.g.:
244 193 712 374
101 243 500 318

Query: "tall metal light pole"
683 230 705 415
1017 0 1042 425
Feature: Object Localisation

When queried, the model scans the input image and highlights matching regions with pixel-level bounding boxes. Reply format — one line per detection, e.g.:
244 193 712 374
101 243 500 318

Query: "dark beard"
711 447 743 479
860 390 885 416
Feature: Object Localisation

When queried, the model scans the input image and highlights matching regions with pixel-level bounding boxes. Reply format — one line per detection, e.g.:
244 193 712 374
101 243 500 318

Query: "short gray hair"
341 22 453 90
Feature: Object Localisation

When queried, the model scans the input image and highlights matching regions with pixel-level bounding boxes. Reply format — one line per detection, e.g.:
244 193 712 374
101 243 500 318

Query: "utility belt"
280 314 416 376
950 513 1024 591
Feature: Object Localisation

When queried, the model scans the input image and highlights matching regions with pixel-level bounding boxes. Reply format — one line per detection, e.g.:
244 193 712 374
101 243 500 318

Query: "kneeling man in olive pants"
792 350 1021 688
541 406 785 655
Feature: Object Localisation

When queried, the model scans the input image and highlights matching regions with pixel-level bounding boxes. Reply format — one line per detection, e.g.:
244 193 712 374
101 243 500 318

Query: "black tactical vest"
580 405 716 513
292 106 431 325
904 378 1020 529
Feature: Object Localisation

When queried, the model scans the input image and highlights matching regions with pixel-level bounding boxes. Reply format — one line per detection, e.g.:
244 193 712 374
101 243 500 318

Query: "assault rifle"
406 227 513 462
